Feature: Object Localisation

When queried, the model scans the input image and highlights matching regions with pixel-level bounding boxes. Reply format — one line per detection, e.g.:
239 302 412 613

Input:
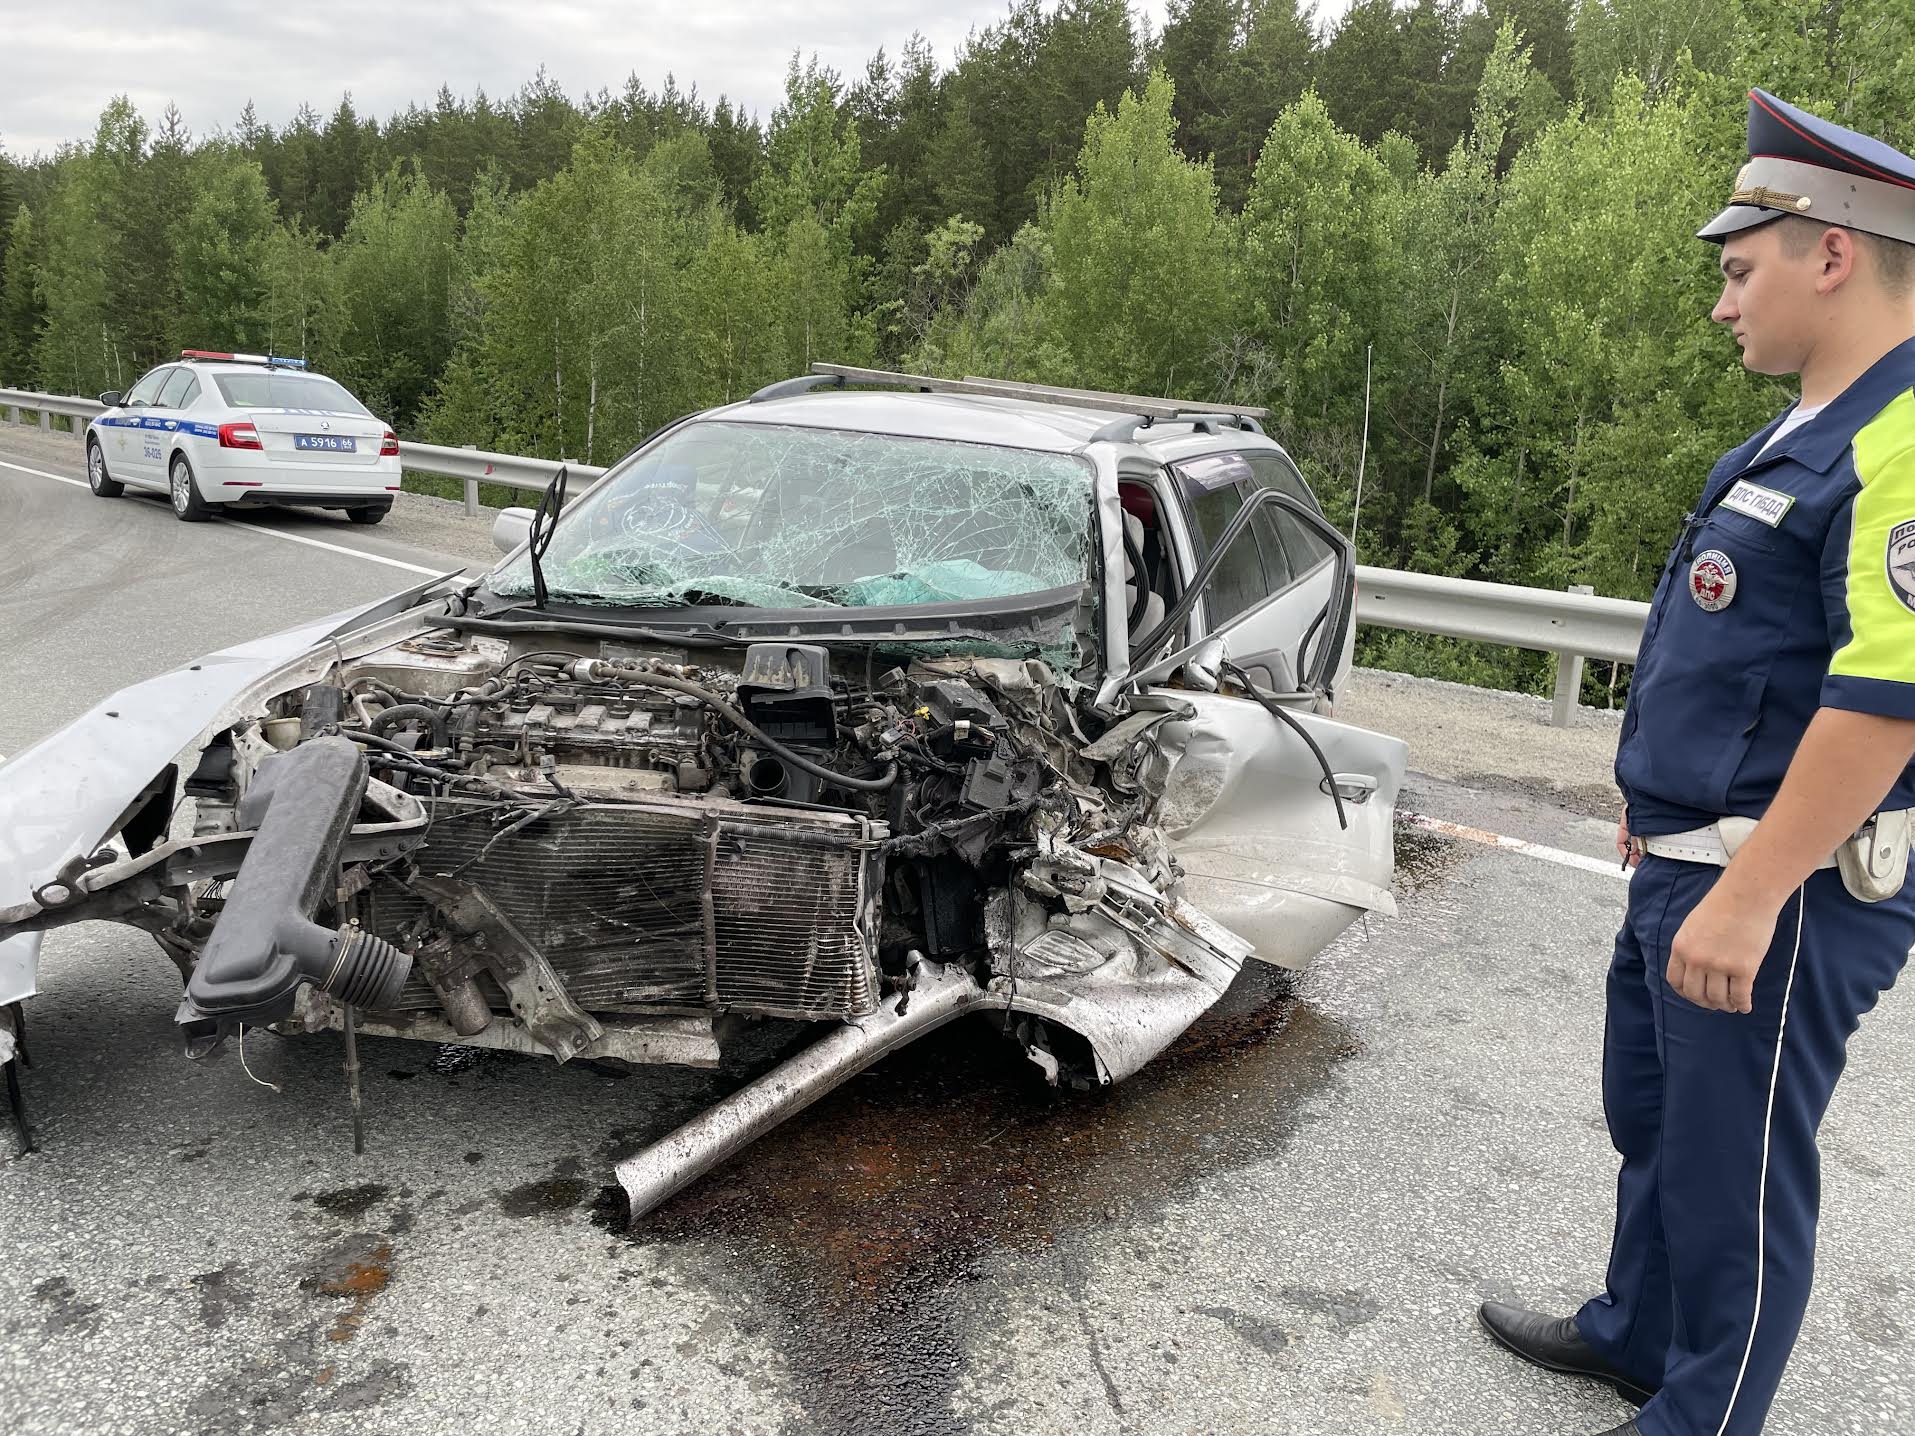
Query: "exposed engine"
154 626 1236 1094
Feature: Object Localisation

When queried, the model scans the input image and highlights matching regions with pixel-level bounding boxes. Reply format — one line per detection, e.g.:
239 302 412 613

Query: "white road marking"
1398 810 1632 882
0 455 449 577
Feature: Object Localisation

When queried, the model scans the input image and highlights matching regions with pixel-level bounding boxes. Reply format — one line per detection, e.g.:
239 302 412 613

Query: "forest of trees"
3 0 1911 694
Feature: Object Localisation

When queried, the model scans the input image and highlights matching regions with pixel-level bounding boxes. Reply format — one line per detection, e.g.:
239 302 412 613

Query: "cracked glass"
492 421 1098 618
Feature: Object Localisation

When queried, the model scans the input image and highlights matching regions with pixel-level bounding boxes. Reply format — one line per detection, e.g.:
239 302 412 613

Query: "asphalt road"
1 425 1910 1436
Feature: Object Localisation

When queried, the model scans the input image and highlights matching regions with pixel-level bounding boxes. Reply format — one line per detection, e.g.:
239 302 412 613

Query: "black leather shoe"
1477 1301 1658 1406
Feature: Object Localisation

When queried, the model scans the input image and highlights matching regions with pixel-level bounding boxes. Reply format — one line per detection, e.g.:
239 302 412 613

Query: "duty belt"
1638 817 1838 870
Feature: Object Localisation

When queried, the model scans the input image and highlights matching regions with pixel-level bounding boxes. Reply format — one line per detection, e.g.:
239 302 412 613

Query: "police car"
85 351 402 524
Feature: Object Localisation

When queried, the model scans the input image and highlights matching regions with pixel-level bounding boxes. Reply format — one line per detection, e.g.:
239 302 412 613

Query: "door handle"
1321 772 1378 804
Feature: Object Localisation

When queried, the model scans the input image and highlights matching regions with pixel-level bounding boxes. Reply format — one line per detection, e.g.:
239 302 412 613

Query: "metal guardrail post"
1550 584 1596 727
460 445 480 518
39 408 50 433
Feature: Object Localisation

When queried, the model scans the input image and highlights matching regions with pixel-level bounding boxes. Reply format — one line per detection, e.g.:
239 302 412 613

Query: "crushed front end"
0 618 1275 1217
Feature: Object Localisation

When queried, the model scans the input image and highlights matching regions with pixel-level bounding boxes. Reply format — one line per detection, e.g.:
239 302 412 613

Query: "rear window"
212 373 372 416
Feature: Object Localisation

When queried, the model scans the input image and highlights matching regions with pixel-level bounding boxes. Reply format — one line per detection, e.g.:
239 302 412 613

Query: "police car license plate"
294 434 357 453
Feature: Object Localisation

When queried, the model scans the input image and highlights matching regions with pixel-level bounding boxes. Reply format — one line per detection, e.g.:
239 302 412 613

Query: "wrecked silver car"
0 366 1405 1216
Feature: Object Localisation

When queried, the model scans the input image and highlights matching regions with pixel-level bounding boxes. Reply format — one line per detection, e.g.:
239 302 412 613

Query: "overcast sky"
0 0 1331 160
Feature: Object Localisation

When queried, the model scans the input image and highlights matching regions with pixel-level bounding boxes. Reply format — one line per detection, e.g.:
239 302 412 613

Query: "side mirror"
98 391 123 408
492 507 535 555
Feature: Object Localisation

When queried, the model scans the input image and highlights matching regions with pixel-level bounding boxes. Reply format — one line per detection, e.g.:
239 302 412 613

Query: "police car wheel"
169 454 212 523
86 439 124 498
346 503 390 525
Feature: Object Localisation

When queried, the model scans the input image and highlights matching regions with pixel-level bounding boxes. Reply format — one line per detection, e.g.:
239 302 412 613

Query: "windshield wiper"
528 464 569 610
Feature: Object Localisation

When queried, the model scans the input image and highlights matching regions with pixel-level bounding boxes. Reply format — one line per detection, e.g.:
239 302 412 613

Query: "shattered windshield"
490 421 1096 613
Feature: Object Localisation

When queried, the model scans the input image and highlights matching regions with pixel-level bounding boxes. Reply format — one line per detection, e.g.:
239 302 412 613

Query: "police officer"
1477 90 1915 1436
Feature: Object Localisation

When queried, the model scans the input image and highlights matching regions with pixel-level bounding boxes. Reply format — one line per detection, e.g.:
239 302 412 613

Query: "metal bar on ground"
614 961 993 1223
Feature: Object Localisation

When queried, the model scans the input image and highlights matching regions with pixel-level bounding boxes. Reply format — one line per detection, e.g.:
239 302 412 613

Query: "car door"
149 367 199 477
1172 450 1348 697
109 366 174 486
1105 486 1404 971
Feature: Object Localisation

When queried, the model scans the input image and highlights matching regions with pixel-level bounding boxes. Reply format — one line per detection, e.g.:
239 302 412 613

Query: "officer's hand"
1615 809 1639 868
1666 887 1776 1014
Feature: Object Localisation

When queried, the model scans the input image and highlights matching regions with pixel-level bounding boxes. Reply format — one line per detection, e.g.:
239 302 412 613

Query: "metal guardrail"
1356 566 1649 726
3 386 1646 726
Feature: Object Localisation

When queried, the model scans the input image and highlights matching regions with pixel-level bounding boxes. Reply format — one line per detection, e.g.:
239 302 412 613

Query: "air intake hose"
176 736 412 1052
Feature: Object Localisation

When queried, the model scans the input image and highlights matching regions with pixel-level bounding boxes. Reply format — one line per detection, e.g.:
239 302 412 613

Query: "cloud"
1 1 1176 158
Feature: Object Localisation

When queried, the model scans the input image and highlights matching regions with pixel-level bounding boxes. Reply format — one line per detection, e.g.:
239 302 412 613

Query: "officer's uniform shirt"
1615 338 1915 835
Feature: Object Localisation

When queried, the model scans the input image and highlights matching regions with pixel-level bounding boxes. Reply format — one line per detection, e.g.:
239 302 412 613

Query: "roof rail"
956 374 1267 422
768 362 1270 428
1089 411 1265 444
747 372 849 402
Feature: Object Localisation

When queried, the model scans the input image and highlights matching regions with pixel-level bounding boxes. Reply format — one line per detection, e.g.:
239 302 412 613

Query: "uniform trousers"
1575 856 1914 1435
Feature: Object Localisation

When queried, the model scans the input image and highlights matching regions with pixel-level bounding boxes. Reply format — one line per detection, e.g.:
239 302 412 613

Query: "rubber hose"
1221 661 1348 832
341 728 464 767
616 669 899 792
367 703 448 747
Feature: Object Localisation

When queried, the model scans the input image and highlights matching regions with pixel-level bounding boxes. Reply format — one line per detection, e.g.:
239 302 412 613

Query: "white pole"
1350 342 1373 544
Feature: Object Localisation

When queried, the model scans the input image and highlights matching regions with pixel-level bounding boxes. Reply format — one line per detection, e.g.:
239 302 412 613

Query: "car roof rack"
748 363 1267 440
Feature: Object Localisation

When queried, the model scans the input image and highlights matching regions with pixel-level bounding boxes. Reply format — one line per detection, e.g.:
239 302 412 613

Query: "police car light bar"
178 350 310 370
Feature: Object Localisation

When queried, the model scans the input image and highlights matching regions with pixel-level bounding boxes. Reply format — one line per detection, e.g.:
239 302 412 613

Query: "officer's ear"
1810 225 1860 294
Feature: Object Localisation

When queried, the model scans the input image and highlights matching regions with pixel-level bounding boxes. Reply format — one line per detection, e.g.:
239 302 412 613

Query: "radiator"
365 794 883 1022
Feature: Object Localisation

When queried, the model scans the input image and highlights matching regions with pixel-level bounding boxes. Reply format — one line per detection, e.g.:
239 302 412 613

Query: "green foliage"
1238 90 1398 499
1036 70 1234 396
172 149 277 351
0 205 42 385
326 167 458 428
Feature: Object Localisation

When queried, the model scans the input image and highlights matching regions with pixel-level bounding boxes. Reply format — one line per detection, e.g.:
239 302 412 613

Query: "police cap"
1699 89 1915 245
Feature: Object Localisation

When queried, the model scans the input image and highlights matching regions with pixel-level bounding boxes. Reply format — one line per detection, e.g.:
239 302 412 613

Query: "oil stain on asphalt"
593 962 1361 1436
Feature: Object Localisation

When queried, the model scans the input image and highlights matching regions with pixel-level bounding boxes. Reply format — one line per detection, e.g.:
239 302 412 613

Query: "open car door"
1101 489 1406 969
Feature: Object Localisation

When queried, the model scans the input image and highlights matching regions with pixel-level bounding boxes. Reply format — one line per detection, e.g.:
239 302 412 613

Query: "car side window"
156 368 196 409
1245 453 1334 573
1177 452 1296 622
1183 476 1271 625
124 368 172 408
175 376 201 409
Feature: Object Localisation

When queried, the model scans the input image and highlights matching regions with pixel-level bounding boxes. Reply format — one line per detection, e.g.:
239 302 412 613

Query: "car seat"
1122 509 1165 639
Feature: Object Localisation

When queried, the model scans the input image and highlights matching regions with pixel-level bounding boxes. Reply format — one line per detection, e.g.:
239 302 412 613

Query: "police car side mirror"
98 391 122 408
492 507 535 555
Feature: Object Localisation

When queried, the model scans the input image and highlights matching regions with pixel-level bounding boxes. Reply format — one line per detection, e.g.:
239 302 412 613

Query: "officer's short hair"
1773 215 1915 297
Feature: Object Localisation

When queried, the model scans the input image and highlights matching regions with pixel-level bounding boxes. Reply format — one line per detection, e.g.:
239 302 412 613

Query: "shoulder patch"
1890 518 1915 614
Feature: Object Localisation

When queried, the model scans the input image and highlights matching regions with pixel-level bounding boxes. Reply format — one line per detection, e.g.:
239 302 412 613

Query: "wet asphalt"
2 427 1911 1435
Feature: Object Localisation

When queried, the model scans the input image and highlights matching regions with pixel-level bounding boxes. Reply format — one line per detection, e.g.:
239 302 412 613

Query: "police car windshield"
212 373 372 416
489 421 1096 613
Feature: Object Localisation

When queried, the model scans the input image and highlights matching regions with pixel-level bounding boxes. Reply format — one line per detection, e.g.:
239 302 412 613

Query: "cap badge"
1690 550 1738 612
